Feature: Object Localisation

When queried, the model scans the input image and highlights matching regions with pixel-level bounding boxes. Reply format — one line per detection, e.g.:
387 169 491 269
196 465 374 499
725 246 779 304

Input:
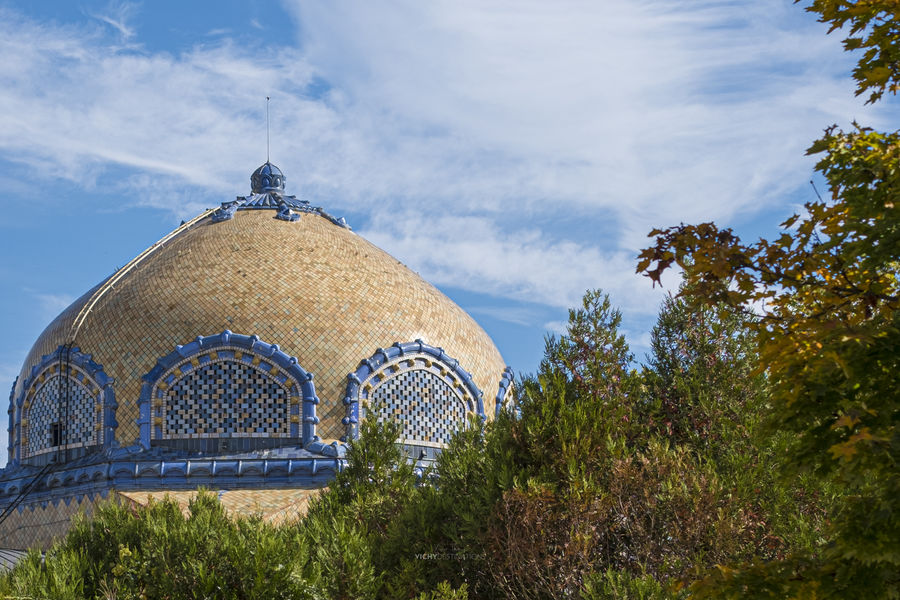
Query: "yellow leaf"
865 67 892 85
831 414 859 429
828 440 857 461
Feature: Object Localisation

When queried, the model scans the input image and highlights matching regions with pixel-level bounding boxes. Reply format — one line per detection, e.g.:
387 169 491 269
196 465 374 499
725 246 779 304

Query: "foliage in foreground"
0 491 319 600
637 2 900 597
1 284 828 599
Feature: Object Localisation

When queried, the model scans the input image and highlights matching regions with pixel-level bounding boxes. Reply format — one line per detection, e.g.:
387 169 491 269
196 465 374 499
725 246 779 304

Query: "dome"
7 163 510 468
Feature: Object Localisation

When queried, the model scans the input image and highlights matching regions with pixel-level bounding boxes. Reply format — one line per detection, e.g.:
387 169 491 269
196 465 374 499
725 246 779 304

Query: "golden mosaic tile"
0 487 320 550
119 488 320 524
14 210 507 448
0 493 105 550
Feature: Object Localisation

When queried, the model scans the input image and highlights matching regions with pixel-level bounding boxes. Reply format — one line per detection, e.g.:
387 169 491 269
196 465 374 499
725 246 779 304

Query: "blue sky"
0 1 896 463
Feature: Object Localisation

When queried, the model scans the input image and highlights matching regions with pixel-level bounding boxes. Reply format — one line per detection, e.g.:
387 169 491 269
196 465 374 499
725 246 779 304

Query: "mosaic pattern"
120 488 320 525
350 343 484 448
0 486 319 551
344 341 485 443
11 347 116 466
367 369 467 447
24 374 97 457
152 354 297 440
0 492 106 550
15 197 506 449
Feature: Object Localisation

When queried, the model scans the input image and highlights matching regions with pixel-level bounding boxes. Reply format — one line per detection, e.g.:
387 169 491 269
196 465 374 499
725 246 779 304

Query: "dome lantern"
250 162 285 195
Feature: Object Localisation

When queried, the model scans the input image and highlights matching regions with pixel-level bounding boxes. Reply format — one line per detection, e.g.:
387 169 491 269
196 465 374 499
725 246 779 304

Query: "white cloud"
0 12 324 197
543 320 568 336
0 0 893 332
360 212 671 316
284 0 891 237
88 0 140 41
468 305 542 327
34 292 76 324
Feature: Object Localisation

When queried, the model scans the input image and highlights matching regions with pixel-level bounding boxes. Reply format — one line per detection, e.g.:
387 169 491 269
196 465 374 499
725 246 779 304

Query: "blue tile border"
10 346 116 467
342 339 485 442
0 451 342 511
495 367 515 417
211 193 350 229
137 331 320 450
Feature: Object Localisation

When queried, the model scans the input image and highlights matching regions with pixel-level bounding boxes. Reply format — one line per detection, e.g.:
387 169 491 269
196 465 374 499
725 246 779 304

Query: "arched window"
344 340 484 450
14 346 115 465
138 331 317 452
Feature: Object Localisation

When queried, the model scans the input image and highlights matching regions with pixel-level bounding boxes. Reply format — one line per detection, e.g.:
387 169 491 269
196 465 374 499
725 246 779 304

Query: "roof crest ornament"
208 97 351 228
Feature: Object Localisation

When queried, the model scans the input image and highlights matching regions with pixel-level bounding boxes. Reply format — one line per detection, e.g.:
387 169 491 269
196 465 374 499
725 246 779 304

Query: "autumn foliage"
637 2 900 596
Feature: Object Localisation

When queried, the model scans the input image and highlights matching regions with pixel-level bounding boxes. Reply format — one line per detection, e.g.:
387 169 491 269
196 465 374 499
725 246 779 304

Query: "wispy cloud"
284 0 890 246
14 290 78 332
34 292 76 321
360 212 669 315
543 321 568 336
88 0 140 41
0 0 894 347
468 305 542 327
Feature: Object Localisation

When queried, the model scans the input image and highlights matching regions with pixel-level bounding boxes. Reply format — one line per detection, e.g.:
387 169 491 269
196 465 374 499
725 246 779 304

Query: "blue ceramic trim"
210 163 350 228
0 453 343 508
137 331 320 450
275 204 301 222
495 367 515 417
342 339 485 442
211 192 351 229
6 378 15 467
12 346 116 467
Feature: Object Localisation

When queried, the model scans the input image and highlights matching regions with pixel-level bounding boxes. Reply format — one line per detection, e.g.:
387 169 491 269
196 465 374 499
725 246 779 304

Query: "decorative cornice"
0 454 343 505
210 193 350 229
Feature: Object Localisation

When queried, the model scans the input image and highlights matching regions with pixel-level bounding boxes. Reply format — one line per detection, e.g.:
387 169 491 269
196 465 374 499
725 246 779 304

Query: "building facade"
0 162 514 549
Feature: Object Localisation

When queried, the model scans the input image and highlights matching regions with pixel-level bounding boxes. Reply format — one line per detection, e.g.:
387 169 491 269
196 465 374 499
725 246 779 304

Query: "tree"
430 290 769 598
637 3 900 596
642 288 764 457
542 289 635 406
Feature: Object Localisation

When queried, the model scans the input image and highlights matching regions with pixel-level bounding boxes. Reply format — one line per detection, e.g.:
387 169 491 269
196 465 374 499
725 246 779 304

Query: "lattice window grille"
359 355 475 448
21 363 102 458
150 347 301 440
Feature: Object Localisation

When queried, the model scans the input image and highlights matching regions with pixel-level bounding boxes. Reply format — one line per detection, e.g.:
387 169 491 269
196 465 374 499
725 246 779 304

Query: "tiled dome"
9 164 509 464
0 162 513 553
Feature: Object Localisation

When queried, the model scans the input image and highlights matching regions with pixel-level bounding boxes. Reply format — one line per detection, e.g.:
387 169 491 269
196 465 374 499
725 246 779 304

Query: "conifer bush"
0 290 833 599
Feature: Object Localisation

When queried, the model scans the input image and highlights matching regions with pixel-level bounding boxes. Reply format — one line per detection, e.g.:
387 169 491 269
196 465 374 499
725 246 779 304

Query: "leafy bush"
1 490 321 599
0 288 833 599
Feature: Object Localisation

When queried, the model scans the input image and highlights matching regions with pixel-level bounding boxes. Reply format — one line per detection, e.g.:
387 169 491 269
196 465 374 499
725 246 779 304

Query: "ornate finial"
266 96 270 163
250 162 285 194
